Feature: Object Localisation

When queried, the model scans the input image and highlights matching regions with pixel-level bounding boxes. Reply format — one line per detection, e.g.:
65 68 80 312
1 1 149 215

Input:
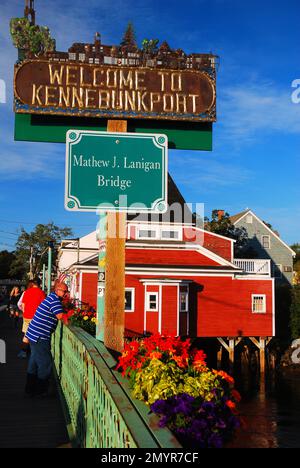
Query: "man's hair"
32 277 41 287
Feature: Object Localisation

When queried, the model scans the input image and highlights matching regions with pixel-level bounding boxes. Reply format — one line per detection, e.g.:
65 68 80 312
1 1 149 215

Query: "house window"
89 58 94 64
146 292 158 311
161 230 180 240
246 215 253 223
179 291 188 312
79 53 86 62
138 229 157 239
262 235 270 249
125 288 135 312
95 58 100 64
252 295 266 313
273 264 282 278
68 53 76 60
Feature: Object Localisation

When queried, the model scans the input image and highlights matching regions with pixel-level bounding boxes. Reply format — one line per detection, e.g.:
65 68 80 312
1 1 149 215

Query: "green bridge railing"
52 322 181 448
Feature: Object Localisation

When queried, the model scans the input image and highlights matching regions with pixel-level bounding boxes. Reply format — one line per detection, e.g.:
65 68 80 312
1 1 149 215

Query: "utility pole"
47 241 54 294
29 246 34 280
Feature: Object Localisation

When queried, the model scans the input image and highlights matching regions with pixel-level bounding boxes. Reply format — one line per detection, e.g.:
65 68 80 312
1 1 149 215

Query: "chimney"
217 210 225 220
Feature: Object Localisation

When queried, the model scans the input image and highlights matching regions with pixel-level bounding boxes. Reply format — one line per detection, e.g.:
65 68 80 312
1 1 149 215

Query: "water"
227 371 300 448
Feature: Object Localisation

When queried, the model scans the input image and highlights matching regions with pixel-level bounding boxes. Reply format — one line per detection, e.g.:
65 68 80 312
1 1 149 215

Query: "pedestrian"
17 278 46 358
9 285 21 328
24 281 68 397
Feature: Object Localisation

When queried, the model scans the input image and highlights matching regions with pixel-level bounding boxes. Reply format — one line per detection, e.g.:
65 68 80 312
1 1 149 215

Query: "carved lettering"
32 84 43 105
66 66 78 86
48 64 64 85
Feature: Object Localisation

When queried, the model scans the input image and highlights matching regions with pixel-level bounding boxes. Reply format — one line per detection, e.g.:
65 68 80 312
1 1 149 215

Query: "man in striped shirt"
25 281 68 396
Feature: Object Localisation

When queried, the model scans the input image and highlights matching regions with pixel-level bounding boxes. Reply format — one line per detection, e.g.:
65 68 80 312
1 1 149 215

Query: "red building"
59 221 275 339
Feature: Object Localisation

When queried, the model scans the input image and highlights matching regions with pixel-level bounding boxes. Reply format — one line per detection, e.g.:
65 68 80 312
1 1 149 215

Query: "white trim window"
146 292 159 311
125 288 135 312
68 52 76 60
138 229 157 240
79 53 86 62
137 225 182 241
161 229 181 240
261 235 270 249
246 215 253 224
252 294 266 314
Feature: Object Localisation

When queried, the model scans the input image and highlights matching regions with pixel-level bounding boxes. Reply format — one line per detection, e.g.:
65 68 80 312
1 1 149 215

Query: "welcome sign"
14 60 216 122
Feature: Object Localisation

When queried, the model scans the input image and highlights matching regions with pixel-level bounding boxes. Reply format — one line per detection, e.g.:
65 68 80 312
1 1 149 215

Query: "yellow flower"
83 316 89 321
91 317 97 323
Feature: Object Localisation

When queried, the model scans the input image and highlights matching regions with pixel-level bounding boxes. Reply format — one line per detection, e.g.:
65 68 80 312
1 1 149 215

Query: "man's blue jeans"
28 338 52 380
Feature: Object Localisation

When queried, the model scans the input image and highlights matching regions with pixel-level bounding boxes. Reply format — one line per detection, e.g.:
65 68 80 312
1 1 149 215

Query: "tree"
121 22 137 48
142 38 159 54
290 243 300 284
290 285 300 339
204 210 249 256
9 222 73 279
0 250 19 279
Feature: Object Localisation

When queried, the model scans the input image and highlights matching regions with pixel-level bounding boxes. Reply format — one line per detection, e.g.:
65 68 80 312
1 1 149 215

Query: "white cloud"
218 81 300 144
0 139 65 180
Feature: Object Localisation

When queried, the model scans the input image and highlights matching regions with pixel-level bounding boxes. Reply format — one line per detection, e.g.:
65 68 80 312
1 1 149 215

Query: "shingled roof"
127 173 191 224
229 209 250 225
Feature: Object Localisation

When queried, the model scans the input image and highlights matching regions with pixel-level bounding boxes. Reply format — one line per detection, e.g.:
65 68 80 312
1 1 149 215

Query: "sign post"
96 212 107 342
10 6 217 353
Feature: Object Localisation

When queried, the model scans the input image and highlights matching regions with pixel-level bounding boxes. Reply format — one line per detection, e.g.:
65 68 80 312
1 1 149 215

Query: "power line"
0 230 19 237
0 219 96 227
0 242 15 248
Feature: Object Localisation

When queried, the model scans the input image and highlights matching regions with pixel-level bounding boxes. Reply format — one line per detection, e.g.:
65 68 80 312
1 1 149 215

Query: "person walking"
25 281 68 396
9 285 21 328
17 278 46 358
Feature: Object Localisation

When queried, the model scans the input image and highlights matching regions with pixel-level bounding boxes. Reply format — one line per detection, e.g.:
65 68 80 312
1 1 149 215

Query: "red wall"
81 273 97 308
195 277 273 337
126 248 220 266
183 227 233 262
79 272 274 338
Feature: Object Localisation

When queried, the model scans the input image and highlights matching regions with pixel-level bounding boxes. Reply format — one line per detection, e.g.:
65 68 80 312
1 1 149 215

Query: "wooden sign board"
14 60 215 122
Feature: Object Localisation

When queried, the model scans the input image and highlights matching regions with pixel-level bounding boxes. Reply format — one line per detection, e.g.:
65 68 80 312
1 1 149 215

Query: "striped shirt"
26 292 63 343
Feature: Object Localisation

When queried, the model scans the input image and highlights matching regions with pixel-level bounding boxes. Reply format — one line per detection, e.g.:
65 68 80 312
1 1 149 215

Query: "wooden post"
96 212 107 342
217 345 222 370
229 338 235 374
103 120 127 352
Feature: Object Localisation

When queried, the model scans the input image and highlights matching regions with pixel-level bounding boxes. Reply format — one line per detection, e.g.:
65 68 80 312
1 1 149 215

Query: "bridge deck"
0 307 70 448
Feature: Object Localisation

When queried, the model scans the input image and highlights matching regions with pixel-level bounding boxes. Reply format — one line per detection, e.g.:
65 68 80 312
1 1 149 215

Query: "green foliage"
131 358 227 406
142 39 159 53
182 373 224 401
10 17 56 55
290 285 300 339
132 359 185 404
10 222 73 279
0 251 19 279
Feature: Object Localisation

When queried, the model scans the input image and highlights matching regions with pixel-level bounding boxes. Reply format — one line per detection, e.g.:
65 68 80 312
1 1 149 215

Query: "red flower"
192 349 207 370
231 389 241 403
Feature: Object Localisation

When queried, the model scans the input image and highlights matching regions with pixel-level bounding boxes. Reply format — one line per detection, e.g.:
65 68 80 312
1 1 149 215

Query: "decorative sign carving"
11 9 217 123
14 60 215 122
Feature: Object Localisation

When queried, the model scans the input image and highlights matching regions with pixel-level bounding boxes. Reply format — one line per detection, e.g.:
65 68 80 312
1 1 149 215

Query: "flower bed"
62 298 96 335
117 334 240 448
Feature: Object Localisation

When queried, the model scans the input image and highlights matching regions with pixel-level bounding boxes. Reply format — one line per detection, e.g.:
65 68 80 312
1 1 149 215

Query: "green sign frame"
65 130 168 213
14 114 212 151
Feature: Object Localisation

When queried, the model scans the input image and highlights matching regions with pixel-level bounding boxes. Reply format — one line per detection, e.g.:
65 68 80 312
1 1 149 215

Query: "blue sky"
0 0 299 250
